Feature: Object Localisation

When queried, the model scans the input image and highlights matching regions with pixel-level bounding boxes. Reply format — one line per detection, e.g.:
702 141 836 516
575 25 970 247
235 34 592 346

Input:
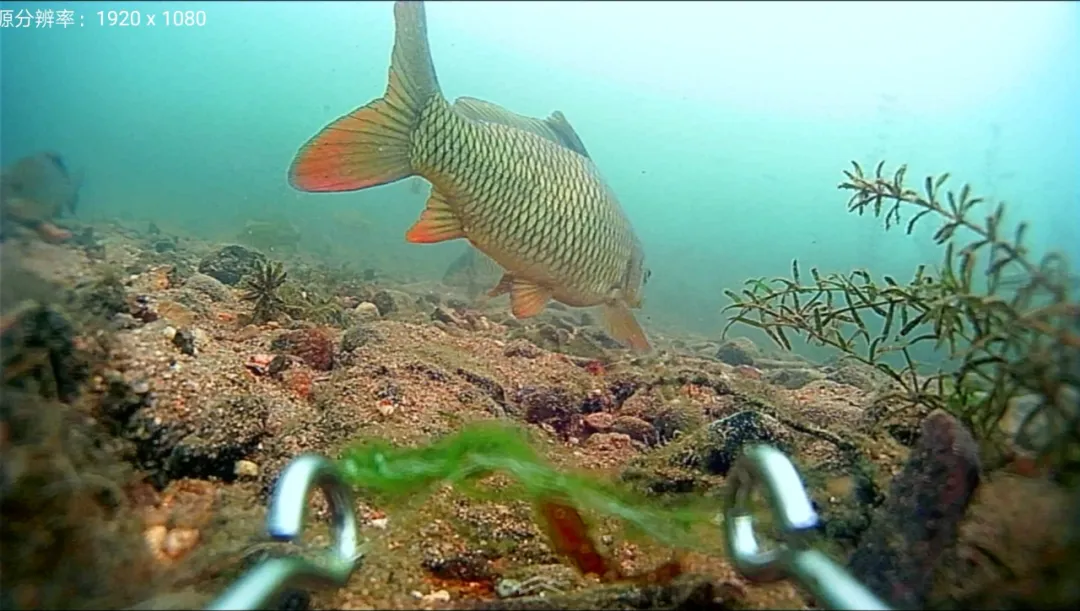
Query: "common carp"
289 1 650 351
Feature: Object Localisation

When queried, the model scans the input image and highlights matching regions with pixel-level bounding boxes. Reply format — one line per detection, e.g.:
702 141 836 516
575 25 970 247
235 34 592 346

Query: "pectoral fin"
508 279 551 318
602 303 651 353
487 272 515 298
405 189 466 243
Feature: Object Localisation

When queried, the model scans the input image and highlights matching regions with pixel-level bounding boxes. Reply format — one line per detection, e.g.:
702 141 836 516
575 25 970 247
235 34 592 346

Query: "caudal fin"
602 303 651 353
289 1 442 192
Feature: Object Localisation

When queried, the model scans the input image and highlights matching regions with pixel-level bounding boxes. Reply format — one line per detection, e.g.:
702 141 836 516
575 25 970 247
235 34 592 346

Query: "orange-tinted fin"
288 1 442 193
602 303 651 353
510 279 551 318
288 98 415 192
487 272 514 298
405 189 465 243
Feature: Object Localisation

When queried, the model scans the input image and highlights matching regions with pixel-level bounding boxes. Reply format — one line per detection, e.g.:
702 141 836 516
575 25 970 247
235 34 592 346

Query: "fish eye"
643 269 652 285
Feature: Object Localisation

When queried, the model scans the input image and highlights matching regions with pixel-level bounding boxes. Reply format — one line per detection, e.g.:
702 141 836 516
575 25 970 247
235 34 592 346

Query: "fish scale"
288 0 650 352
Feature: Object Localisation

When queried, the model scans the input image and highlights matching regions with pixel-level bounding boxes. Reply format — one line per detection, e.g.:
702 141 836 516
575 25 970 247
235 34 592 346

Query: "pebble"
163 528 200 559
421 590 450 603
354 301 380 322
584 411 615 432
234 460 260 478
236 324 261 341
163 326 177 340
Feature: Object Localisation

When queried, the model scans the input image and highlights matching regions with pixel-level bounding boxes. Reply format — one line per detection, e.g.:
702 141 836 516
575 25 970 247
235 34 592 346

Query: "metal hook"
723 445 892 611
205 454 363 611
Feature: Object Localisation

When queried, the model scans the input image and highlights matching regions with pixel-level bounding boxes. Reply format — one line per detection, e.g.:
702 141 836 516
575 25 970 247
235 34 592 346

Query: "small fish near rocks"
0 152 83 244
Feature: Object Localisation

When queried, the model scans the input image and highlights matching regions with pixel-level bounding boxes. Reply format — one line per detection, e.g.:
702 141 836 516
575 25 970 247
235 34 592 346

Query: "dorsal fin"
452 96 592 159
545 111 591 160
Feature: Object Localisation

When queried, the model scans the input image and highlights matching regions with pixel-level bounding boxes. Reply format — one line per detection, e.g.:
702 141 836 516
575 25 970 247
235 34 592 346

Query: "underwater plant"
721 161 1079 471
269 281 349 328
240 259 288 324
337 420 721 581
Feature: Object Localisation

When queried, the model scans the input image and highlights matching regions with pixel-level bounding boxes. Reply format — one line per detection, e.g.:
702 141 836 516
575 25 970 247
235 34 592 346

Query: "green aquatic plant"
285 287 351 328
240 259 288 324
337 421 722 576
722 161 1079 469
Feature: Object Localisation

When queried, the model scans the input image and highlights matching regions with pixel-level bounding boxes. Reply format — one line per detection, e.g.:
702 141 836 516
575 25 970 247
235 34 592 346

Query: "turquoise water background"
2 0 1077 353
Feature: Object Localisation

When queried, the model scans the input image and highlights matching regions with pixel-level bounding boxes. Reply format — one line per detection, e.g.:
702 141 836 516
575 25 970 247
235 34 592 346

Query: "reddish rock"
848 409 981 609
272 327 335 371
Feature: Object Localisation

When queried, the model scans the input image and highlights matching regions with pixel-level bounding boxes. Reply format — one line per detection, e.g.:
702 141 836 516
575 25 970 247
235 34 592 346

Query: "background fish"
0 152 83 243
441 246 504 301
289 0 651 351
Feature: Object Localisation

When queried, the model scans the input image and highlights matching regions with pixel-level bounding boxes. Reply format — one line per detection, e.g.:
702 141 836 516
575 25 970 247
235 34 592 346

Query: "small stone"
370 517 389 530
611 415 655 443
431 306 463 326
503 338 542 358
163 527 200 559
236 324 261 341
245 353 274 375
110 313 140 330
184 273 233 302
421 590 450 603
371 289 412 316
163 326 177 340
197 244 266 286
234 460 259 478
144 524 167 559
272 327 334 371
268 354 290 376
341 324 380 352
764 367 823 389
583 432 634 451
701 410 792 476
715 337 759 366
353 301 380 322
156 300 196 326
733 364 762 379
172 328 197 356
191 327 210 346
583 411 615 432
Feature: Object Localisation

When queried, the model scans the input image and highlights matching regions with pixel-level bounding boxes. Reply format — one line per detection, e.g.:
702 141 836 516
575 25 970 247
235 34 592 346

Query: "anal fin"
602 303 651 353
509 279 551 318
405 189 465 243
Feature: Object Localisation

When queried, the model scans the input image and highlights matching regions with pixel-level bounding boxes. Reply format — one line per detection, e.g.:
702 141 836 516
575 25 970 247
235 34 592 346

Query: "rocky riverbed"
2 220 1077 610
